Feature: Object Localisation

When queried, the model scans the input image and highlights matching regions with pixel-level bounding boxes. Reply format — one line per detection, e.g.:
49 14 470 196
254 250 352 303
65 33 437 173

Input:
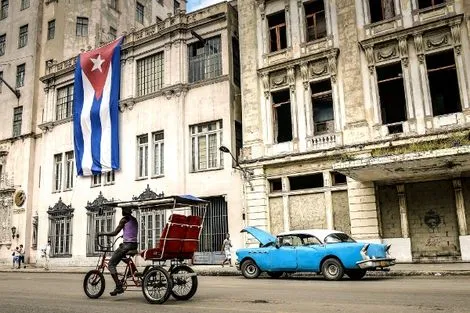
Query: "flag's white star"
90 54 105 72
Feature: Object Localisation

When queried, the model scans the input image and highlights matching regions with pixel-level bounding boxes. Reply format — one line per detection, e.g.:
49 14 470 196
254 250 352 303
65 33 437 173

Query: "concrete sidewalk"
2 263 470 277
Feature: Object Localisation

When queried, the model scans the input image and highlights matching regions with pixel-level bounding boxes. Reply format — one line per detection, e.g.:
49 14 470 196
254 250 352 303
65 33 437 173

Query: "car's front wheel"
321 258 344 281
345 269 367 280
267 271 284 278
241 259 261 279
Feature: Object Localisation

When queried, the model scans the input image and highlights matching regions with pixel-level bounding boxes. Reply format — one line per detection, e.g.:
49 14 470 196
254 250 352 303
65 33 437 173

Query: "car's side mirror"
275 238 281 249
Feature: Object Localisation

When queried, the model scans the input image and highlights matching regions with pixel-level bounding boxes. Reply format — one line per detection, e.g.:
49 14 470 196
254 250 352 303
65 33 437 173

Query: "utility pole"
0 76 21 99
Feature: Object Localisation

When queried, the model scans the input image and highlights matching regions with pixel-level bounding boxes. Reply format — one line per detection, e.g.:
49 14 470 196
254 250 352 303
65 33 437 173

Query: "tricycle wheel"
241 259 261 279
346 269 367 280
170 265 198 300
142 266 172 304
267 271 284 278
83 270 105 299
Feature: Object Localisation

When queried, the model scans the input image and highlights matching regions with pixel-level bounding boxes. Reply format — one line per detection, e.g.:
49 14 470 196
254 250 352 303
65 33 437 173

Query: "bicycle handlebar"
95 235 122 251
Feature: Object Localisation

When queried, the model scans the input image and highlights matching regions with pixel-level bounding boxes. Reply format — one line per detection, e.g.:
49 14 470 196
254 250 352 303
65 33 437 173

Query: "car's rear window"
324 233 355 243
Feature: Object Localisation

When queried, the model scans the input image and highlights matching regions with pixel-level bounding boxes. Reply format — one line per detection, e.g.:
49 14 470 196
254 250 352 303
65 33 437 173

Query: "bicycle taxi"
83 194 208 304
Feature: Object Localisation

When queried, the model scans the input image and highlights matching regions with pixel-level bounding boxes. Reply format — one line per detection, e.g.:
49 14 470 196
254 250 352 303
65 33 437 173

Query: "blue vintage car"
235 227 395 280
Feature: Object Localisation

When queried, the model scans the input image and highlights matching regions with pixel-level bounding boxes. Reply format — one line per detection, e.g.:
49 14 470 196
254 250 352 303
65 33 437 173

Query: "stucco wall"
406 180 460 258
269 196 283 235
378 185 402 238
332 190 351 234
289 193 326 230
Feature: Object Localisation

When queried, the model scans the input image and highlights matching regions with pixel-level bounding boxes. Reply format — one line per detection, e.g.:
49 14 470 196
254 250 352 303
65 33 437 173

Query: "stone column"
413 33 433 118
398 36 415 120
287 66 299 141
324 171 334 230
347 178 381 240
396 184 410 238
450 22 470 110
453 179 467 236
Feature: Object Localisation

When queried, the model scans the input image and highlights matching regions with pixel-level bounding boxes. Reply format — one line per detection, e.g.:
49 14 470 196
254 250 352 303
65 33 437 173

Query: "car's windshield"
324 233 355 244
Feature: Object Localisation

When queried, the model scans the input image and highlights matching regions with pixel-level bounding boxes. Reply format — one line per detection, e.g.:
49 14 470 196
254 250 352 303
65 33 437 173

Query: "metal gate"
192 196 228 264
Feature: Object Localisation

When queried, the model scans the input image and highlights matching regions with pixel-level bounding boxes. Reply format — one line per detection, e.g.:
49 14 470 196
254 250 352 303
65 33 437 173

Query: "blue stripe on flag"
73 57 85 176
110 39 121 170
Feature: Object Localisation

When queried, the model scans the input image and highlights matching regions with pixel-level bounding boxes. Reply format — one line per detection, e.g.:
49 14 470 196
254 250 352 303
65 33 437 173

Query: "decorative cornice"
47 197 74 216
258 48 339 75
0 133 36 145
132 184 164 201
360 14 463 47
38 117 73 133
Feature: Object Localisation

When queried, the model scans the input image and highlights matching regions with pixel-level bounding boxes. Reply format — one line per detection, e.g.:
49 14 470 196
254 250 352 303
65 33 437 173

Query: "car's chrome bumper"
356 258 396 269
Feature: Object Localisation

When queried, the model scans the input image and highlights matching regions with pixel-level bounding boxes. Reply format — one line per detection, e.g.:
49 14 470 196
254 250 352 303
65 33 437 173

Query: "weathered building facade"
0 0 186 265
36 2 242 267
238 0 470 262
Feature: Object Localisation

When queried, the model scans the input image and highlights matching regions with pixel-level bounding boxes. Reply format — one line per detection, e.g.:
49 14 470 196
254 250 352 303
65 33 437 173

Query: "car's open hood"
241 226 276 246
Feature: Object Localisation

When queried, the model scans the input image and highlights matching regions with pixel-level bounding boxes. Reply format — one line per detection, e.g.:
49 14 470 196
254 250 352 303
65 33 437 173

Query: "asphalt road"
1 273 469 313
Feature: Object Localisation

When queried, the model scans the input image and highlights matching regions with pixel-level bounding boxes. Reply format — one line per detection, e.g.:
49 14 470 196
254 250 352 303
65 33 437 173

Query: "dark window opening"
331 172 347 185
232 37 241 87
235 121 242 162
272 90 292 143
418 0 445 10
268 11 287 52
426 50 461 116
369 0 395 23
311 80 334 135
47 20 55 40
304 0 326 41
289 173 324 191
377 63 407 125
174 0 180 14
388 124 403 134
269 178 282 192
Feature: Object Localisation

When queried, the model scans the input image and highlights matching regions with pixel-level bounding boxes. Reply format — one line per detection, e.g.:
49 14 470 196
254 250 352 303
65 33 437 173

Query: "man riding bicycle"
98 206 138 296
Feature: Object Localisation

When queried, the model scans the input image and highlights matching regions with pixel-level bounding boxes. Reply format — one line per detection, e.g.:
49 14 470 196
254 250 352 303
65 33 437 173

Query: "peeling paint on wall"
378 185 402 238
289 194 326 230
269 197 284 235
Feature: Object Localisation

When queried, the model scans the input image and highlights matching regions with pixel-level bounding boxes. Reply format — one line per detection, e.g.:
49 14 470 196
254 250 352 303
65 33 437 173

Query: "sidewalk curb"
2 268 470 277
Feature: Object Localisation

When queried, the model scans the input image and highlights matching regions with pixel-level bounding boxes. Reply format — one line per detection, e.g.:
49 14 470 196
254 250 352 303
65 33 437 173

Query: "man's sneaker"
110 286 124 296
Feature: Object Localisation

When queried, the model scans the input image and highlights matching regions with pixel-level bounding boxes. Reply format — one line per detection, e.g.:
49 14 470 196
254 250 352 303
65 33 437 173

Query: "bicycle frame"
94 235 142 288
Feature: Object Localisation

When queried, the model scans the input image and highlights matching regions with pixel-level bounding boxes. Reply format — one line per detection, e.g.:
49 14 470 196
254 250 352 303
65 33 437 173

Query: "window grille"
48 199 74 257
20 0 29 10
12 106 23 137
48 20 55 40
152 131 164 176
56 84 74 120
191 120 223 171
137 53 164 96
137 134 149 178
76 17 88 37
136 2 144 24
53 153 62 192
16 64 25 87
0 0 8 20
188 36 222 83
0 34 5 56
65 151 74 190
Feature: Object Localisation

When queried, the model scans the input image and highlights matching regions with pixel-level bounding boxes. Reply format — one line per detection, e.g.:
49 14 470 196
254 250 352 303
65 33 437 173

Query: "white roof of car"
278 229 346 241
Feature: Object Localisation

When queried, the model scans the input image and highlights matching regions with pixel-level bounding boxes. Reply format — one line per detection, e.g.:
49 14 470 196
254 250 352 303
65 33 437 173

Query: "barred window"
137 135 149 178
13 106 22 137
91 174 101 187
0 0 8 20
53 153 62 192
16 63 25 87
56 84 74 120
0 34 5 56
139 209 165 250
188 36 222 83
418 0 445 9
109 26 117 40
48 20 55 40
20 0 29 10
0 71 3 93
48 199 74 257
136 2 144 24
18 24 28 48
191 120 223 171
137 52 164 96
104 170 115 185
152 131 164 176
65 151 74 190
86 193 115 256
76 17 88 37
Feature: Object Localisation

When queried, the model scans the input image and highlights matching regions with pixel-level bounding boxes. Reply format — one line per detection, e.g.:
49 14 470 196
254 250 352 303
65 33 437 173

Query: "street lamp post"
219 145 254 190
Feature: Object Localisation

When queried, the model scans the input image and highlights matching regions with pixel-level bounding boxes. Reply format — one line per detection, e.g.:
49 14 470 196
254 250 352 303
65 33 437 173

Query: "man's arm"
99 217 126 236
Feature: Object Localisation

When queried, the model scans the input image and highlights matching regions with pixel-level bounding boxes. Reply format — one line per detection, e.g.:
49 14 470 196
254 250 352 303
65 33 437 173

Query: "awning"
333 146 470 183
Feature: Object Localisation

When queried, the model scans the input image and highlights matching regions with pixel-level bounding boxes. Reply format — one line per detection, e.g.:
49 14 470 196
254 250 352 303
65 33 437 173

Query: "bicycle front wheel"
141 266 172 304
83 270 105 299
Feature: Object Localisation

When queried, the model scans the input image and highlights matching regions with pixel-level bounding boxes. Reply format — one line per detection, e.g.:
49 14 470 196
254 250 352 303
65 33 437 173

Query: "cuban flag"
73 38 122 176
